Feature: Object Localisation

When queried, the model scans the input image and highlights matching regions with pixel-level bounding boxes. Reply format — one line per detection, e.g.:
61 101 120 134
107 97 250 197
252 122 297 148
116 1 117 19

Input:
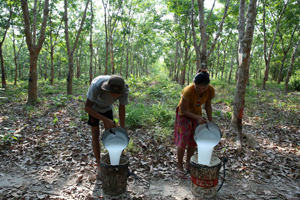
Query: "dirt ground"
0 126 299 200
0 149 299 200
0 99 299 200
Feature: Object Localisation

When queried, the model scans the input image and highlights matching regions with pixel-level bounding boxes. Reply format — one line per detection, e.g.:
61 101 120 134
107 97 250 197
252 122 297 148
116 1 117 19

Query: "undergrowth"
1 76 299 146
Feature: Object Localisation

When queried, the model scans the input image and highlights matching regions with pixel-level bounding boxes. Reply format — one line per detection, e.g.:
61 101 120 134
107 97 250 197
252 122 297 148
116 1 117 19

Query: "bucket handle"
217 157 228 192
128 171 150 189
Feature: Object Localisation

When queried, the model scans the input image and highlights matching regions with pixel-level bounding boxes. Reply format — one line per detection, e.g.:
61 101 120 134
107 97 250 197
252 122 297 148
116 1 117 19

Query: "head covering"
101 75 129 93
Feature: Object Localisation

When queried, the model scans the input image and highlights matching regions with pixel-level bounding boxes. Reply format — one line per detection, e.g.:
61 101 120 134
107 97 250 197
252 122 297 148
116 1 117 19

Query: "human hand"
105 119 118 129
197 116 208 124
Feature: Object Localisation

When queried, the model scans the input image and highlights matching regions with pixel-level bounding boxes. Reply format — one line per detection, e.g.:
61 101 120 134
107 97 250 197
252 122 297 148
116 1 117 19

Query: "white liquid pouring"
195 124 220 165
104 132 128 165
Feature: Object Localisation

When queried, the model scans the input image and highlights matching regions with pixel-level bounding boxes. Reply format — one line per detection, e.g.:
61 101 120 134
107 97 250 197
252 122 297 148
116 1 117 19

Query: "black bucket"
190 155 227 198
100 153 129 196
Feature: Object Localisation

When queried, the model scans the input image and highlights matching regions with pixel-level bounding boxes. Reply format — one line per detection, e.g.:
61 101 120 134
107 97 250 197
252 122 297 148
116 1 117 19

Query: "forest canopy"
0 0 299 92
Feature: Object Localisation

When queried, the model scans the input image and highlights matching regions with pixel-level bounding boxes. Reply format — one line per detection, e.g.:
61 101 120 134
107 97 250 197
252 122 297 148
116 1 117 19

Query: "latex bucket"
194 121 222 142
194 122 222 165
190 155 222 198
100 153 129 196
102 127 129 149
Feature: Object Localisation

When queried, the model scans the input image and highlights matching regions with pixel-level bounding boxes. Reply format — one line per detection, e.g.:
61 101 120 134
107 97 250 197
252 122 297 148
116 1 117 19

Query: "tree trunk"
44 58 48 81
126 42 130 79
89 0 94 83
49 15 63 85
191 0 201 70
109 32 115 74
12 32 24 86
102 0 108 75
0 5 12 88
0 46 7 88
215 43 220 78
221 36 229 79
181 25 190 85
230 0 257 148
64 0 90 94
284 36 300 94
262 0 289 89
21 0 49 104
206 0 231 63
50 46 54 84
174 15 180 82
94 49 97 75
77 41 83 78
119 33 126 75
277 26 297 84
228 41 237 83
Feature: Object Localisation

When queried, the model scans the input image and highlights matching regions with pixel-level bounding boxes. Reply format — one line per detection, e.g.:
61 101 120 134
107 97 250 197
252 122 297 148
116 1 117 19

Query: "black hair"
193 70 210 85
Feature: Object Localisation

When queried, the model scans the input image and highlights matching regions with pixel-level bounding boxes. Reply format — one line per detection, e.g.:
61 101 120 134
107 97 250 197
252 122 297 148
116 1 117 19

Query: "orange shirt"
177 84 215 116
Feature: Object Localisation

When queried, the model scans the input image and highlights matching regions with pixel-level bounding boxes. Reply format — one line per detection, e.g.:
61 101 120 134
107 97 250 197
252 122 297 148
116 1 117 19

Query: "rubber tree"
284 36 300 94
0 1 13 88
230 0 257 148
21 0 49 104
276 2 300 84
64 0 90 95
89 0 94 83
262 0 289 89
191 0 230 70
165 0 193 83
47 0 63 85
277 25 297 84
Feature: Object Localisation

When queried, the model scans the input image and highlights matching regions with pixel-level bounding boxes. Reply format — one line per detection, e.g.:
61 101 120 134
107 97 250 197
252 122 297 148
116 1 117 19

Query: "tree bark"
191 0 201 71
215 43 220 78
230 0 257 148
277 26 297 84
49 14 63 85
102 0 108 75
228 39 238 83
284 36 300 94
44 57 48 81
12 32 24 85
0 5 12 88
64 0 90 94
206 0 231 63
262 0 289 89
89 0 94 83
221 36 229 79
21 0 49 104
174 14 180 82
77 40 83 78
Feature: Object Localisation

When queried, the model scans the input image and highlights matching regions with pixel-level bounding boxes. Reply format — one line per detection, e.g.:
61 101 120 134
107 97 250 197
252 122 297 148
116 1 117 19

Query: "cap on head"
101 75 129 93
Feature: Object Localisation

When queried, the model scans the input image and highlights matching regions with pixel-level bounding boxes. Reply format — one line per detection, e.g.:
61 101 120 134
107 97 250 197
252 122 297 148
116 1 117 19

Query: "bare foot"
185 162 191 171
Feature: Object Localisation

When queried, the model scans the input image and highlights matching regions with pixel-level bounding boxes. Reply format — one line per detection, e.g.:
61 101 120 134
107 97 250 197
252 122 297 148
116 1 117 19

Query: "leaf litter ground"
0 90 299 200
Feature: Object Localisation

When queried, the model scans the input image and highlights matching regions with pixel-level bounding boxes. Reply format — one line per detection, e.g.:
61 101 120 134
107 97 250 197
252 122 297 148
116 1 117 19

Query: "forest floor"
0 84 300 200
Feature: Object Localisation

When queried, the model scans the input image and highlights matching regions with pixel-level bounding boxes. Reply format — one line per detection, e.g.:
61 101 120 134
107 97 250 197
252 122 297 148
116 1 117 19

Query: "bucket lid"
194 122 221 142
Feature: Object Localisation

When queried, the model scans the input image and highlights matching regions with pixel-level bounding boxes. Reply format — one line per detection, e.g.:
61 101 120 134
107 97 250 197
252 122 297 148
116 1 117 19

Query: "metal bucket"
194 122 222 165
101 127 129 149
100 153 129 196
190 155 227 198
194 121 222 142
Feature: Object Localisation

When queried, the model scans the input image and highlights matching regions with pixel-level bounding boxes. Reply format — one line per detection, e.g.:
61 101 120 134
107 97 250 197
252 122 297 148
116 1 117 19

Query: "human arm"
205 97 213 122
119 104 126 129
180 98 207 124
84 98 116 129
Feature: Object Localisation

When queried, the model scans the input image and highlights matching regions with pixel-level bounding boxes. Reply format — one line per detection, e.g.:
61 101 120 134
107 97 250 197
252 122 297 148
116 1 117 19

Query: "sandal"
96 167 102 180
176 169 188 179
96 171 102 180
185 163 191 173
